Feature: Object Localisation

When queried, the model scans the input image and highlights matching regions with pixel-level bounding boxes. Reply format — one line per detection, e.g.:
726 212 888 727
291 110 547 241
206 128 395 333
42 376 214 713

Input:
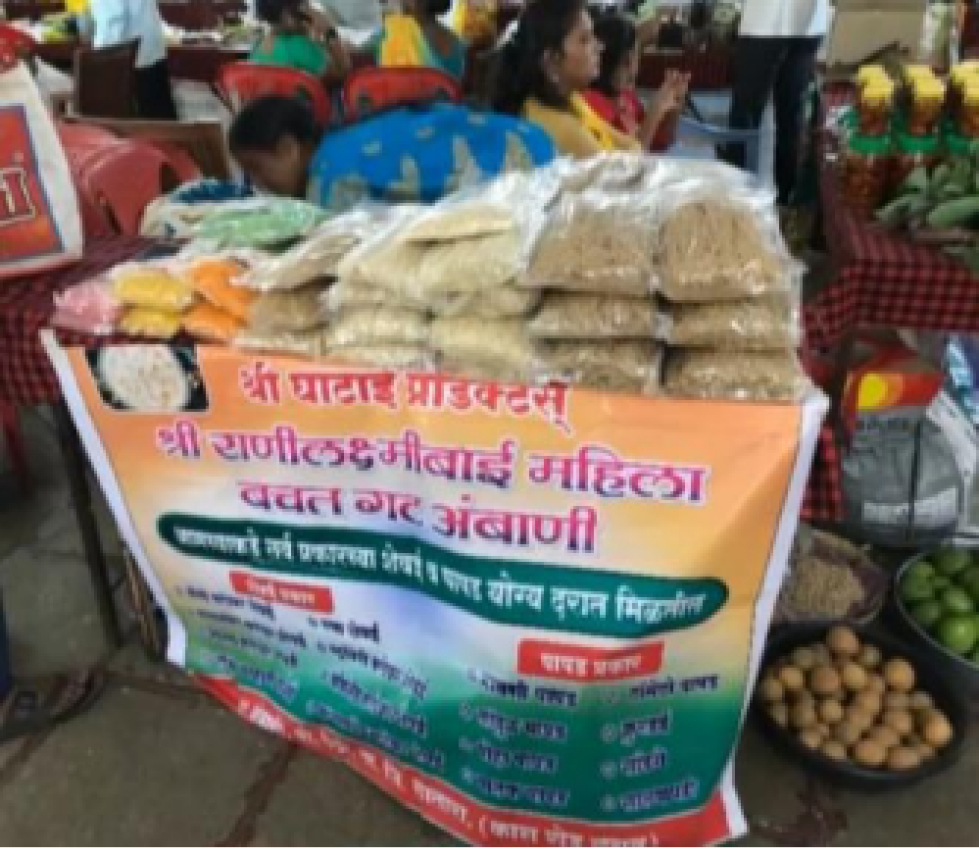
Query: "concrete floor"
0 407 977 846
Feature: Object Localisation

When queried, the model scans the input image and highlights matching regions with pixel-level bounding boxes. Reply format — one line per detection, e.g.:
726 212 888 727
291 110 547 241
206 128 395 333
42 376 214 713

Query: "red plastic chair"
217 62 333 128
75 141 182 235
0 24 37 68
342 66 462 123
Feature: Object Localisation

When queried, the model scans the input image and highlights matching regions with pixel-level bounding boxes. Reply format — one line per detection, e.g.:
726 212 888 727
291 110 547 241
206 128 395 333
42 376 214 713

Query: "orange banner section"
517 639 665 682
199 677 732 847
230 570 335 614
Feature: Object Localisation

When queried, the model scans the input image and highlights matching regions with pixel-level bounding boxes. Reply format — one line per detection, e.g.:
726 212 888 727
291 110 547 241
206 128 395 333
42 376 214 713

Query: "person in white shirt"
723 0 830 203
87 0 177 119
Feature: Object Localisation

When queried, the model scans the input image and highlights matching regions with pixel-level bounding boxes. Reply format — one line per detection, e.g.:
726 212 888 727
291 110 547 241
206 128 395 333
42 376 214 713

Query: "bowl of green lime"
891 545 979 696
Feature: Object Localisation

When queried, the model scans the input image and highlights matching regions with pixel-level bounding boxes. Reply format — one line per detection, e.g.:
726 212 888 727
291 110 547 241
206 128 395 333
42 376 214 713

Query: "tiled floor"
0 407 975 846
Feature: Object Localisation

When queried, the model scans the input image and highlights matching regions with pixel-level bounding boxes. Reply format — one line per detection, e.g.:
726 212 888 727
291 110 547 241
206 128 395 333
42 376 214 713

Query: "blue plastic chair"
673 115 762 175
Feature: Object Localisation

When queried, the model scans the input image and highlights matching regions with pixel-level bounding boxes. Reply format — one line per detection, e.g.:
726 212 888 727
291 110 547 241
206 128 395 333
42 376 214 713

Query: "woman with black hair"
251 0 350 84
369 0 467 82
491 0 647 158
583 13 688 152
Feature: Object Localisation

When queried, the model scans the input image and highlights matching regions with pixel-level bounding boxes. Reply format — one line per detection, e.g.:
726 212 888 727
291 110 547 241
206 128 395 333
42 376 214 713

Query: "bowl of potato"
753 623 968 789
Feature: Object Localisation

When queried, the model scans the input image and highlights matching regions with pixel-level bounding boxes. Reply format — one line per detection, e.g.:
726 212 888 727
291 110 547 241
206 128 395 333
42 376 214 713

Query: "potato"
778 665 805 692
827 626 861 658
811 643 832 665
884 659 916 692
882 709 914 737
821 740 848 762
887 746 921 772
758 676 784 704
832 720 864 747
798 728 823 751
857 644 882 669
867 674 887 695
790 700 818 730
769 702 789 728
853 689 883 717
841 662 869 693
865 724 901 750
809 665 842 696
818 698 845 725
853 739 887 768
791 647 818 671
921 712 954 749
884 691 910 711
908 691 934 712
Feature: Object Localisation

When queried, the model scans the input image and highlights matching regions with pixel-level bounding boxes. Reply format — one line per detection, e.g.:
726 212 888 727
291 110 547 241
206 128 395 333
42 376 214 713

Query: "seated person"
228 94 554 209
370 0 467 83
584 13 689 153
491 0 643 158
251 0 350 85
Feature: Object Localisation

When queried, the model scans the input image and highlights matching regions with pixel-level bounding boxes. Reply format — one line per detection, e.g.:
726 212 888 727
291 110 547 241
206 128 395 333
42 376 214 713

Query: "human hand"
649 69 690 120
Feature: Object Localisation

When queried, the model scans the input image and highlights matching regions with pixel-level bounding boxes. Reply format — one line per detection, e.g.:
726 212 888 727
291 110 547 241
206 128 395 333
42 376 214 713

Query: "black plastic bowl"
889 553 979 699
753 623 969 791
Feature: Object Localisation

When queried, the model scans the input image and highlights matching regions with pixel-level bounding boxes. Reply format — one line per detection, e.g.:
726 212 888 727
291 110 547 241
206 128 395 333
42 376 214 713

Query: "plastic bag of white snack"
324 307 430 349
533 340 664 394
528 293 665 340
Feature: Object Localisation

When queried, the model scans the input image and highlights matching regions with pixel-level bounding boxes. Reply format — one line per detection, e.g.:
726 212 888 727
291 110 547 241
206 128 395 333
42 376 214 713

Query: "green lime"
970 647 979 666
932 575 951 593
942 587 975 615
905 560 937 583
900 575 935 604
937 615 979 655
911 600 945 631
933 547 973 577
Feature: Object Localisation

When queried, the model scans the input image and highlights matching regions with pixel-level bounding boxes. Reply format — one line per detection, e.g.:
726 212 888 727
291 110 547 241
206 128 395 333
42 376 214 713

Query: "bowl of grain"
774 527 887 627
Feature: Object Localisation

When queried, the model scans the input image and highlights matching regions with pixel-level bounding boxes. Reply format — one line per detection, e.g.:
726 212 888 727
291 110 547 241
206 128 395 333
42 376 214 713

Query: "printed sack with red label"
0 62 83 279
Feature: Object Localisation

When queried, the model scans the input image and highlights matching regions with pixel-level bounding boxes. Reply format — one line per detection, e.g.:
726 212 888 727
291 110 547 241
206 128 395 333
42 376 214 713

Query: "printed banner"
46 338 825 847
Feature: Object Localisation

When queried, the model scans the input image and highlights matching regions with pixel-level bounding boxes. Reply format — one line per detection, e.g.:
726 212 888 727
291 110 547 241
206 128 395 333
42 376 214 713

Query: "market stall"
2 144 829 844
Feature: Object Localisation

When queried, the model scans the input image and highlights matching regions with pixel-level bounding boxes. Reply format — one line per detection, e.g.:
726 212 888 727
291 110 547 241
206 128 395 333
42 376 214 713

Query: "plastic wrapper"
428 285 540 319
525 193 655 295
555 153 647 195
399 201 514 243
416 229 523 296
439 359 530 385
534 341 663 393
52 277 121 336
665 349 810 403
119 307 183 340
234 328 324 358
112 266 196 313
187 259 255 322
248 284 329 334
324 279 426 313
336 206 426 293
325 308 430 349
325 344 434 371
665 295 800 350
237 209 385 291
528 293 663 340
659 196 791 303
430 317 534 373
182 304 242 343
192 199 326 250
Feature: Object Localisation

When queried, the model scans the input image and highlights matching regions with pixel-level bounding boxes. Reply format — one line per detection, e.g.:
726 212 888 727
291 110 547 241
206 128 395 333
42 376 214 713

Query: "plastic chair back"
218 62 332 127
75 141 182 235
343 66 461 123
673 117 762 176
73 39 139 119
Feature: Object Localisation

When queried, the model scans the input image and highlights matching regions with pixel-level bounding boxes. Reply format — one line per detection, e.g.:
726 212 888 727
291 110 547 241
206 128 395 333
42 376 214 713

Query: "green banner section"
160 514 728 640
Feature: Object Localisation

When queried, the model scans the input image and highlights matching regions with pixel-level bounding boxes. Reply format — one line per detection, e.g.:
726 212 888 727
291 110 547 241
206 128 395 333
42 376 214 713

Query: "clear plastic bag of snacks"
186 258 255 322
234 328 324 358
248 284 330 334
112 265 196 313
529 293 664 340
428 284 540 319
665 293 800 350
325 344 435 371
533 340 663 394
430 317 534 373
665 349 811 402
525 191 656 295
400 201 514 244
324 279 427 313
182 304 242 343
657 185 794 303
415 228 523 296
52 277 121 336
325 307 430 349
192 198 326 250
119 307 183 339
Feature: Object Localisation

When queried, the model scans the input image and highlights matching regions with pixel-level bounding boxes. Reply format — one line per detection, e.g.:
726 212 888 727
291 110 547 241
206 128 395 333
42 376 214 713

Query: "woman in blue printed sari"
228 94 555 210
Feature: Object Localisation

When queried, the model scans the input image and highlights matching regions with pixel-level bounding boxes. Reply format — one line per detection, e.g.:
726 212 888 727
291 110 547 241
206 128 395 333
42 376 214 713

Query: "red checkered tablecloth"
0 238 152 407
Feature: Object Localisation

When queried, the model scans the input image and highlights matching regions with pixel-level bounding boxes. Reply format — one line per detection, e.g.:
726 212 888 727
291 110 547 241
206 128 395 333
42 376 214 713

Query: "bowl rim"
754 622 970 788
893 549 979 675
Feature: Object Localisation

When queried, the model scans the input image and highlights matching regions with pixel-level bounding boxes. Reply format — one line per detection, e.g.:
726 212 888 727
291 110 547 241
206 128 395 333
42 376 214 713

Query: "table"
0 237 153 646
34 41 248 85
802 88 979 524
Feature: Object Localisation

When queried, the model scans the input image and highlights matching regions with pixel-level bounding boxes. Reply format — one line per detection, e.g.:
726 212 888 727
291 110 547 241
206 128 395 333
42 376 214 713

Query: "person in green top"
251 0 350 85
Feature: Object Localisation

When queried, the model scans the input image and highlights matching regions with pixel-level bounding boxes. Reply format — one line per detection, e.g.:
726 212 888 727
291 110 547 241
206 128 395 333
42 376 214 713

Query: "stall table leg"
54 401 123 648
